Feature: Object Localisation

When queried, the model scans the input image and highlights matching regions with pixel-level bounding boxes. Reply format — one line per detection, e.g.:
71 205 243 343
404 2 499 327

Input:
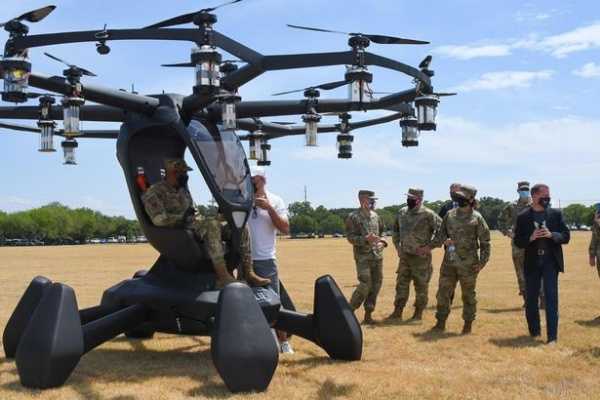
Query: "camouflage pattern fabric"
431 208 491 322
590 218 600 276
346 209 385 311
499 200 531 295
392 205 441 310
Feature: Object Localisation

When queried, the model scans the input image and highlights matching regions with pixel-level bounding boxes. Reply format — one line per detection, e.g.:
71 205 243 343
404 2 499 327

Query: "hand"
366 233 380 245
539 227 553 239
375 241 386 251
530 229 545 242
590 255 597 268
254 196 271 210
473 264 484 273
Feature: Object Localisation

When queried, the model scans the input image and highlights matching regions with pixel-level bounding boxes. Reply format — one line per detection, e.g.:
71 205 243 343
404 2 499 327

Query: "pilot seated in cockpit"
141 158 270 289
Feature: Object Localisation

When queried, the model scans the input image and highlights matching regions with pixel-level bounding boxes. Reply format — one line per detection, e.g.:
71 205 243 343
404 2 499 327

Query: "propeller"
433 92 457 97
161 59 244 68
0 91 59 99
144 0 243 29
0 5 56 28
0 122 41 133
44 52 97 77
419 55 432 70
272 79 350 96
286 24 429 45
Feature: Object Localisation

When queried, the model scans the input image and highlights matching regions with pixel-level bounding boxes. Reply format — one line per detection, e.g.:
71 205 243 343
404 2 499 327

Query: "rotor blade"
143 11 197 29
434 92 457 97
419 55 432 69
78 67 97 77
286 24 349 35
17 5 56 23
270 121 295 125
161 62 195 67
0 122 41 133
272 88 306 96
203 0 243 12
44 52 70 67
363 34 429 45
317 79 350 90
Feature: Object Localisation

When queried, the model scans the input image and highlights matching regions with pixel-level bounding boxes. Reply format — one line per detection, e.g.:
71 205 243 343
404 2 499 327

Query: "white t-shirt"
248 190 288 261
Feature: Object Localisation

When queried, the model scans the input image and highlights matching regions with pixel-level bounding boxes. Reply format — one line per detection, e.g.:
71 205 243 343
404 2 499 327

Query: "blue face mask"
518 191 530 199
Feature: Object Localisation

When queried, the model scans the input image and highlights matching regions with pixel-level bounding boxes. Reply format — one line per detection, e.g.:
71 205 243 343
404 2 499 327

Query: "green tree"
288 201 314 218
289 214 316 235
319 214 345 234
563 203 593 228
477 197 509 230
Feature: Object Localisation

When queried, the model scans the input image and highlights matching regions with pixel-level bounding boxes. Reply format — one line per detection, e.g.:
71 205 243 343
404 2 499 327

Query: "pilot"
141 158 270 288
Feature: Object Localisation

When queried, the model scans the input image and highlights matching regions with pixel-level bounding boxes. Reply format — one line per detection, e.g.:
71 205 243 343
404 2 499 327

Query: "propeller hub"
4 20 29 36
348 35 370 50
193 12 217 27
304 88 320 98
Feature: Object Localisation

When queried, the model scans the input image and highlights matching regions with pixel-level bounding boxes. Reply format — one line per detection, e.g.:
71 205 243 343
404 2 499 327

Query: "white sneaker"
280 341 294 354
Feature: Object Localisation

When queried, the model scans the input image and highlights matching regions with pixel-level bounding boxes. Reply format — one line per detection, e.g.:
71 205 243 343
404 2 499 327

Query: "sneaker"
280 341 294 354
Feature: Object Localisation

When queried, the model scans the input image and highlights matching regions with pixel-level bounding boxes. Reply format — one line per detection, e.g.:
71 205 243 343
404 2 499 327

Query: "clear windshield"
187 120 252 206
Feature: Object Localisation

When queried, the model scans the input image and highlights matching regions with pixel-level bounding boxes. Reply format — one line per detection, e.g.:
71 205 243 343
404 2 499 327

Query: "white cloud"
452 70 554 91
573 62 600 78
434 45 512 60
435 22 600 60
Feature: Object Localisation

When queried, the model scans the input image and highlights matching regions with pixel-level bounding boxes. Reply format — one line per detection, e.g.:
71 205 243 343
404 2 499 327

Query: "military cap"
456 184 477 200
406 188 424 199
358 190 375 197
517 181 530 191
164 158 193 172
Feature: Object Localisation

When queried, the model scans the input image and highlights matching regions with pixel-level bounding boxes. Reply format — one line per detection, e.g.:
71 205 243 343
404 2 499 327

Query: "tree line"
0 202 141 244
288 199 599 236
0 200 596 243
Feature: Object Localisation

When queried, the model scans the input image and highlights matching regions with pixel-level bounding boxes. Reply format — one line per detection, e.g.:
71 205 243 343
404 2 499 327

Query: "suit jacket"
513 207 570 272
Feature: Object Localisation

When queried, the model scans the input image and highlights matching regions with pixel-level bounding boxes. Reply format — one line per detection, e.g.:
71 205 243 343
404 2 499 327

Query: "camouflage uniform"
431 186 491 324
392 190 442 314
345 207 385 313
590 217 600 277
498 198 532 296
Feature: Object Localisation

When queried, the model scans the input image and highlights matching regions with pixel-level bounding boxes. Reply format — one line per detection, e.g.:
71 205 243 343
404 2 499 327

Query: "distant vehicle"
317 233 325 238
135 236 148 243
332 233 344 238
117 236 127 243
89 238 102 244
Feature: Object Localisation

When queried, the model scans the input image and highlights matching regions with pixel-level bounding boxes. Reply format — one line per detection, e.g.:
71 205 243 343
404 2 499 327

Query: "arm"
477 216 492 267
392 214 401 252
513 213 530 249
345 215 366 247
266 204 290 235
550 210 570 245
141 190 181 227
590 220 599 257
429 215 448 249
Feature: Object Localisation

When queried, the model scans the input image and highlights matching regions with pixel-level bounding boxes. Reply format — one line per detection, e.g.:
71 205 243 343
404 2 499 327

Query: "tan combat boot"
243 262 271 287
409 307 424 321
214 262 237 289
363 310 375 325
387 306 403 320
462 320 473 335
431 318 446 332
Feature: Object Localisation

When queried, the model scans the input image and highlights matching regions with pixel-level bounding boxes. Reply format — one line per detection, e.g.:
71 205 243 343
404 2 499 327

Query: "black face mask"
456 197 471 208
407 198 418 209
177 173 189 187
450 193 460 202
538 197 551 209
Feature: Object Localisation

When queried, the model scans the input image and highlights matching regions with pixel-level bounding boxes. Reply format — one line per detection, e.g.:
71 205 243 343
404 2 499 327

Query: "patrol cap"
164 158 193 172
517 181 530 191
358 190 375 197
456 184 477 200
406 188 424 199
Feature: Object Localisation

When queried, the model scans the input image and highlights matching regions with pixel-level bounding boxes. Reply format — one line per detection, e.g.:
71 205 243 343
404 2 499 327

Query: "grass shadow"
575 317 600 327
572 347 600 359
489 335 543 348
411 330 461 342
483 307 523 314
317 378 358 400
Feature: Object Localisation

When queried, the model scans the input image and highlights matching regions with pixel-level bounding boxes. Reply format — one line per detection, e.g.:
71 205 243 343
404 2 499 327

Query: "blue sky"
1 0 599 217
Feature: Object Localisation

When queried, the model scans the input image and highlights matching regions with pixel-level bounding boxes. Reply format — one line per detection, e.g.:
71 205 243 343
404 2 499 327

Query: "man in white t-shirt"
248 166 294 353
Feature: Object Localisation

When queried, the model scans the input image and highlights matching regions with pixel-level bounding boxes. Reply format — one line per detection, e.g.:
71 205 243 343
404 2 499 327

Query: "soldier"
589 207 600 278
498 181 532 306
421 185 491 334
141 158 270 288
388 188 441 321
345 190 388 324
438 183 462 218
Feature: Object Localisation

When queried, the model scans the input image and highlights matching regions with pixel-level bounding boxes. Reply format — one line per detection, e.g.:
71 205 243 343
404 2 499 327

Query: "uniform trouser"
394 252 433 311
512 244 526 295
524 260 559 341
189 217 251 271
350 257 383 312
435 261 479 322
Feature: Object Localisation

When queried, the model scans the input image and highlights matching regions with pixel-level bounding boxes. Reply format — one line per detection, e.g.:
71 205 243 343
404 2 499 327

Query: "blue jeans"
524 259 559 342
253 259 280 295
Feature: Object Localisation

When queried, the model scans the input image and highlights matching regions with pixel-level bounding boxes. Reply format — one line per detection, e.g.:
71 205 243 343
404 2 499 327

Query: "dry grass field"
1 232 600 400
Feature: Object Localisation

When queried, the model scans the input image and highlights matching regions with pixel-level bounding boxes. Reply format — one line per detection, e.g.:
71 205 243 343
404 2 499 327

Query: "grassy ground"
1 232 599 400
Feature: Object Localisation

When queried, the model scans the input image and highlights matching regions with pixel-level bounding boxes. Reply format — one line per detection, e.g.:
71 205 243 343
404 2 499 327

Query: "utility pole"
304 185 308 203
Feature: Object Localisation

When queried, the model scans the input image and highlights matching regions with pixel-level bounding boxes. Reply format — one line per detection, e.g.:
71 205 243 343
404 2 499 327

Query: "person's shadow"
575 316 600 327
482 307 522 314
489 335 543 348
412 330 461 342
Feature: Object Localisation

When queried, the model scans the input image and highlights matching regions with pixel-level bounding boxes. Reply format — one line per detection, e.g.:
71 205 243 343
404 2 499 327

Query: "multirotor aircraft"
0 2 455 393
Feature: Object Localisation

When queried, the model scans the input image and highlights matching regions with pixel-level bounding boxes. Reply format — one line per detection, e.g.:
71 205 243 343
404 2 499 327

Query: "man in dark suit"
514 183 570 344
438 183 461 218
